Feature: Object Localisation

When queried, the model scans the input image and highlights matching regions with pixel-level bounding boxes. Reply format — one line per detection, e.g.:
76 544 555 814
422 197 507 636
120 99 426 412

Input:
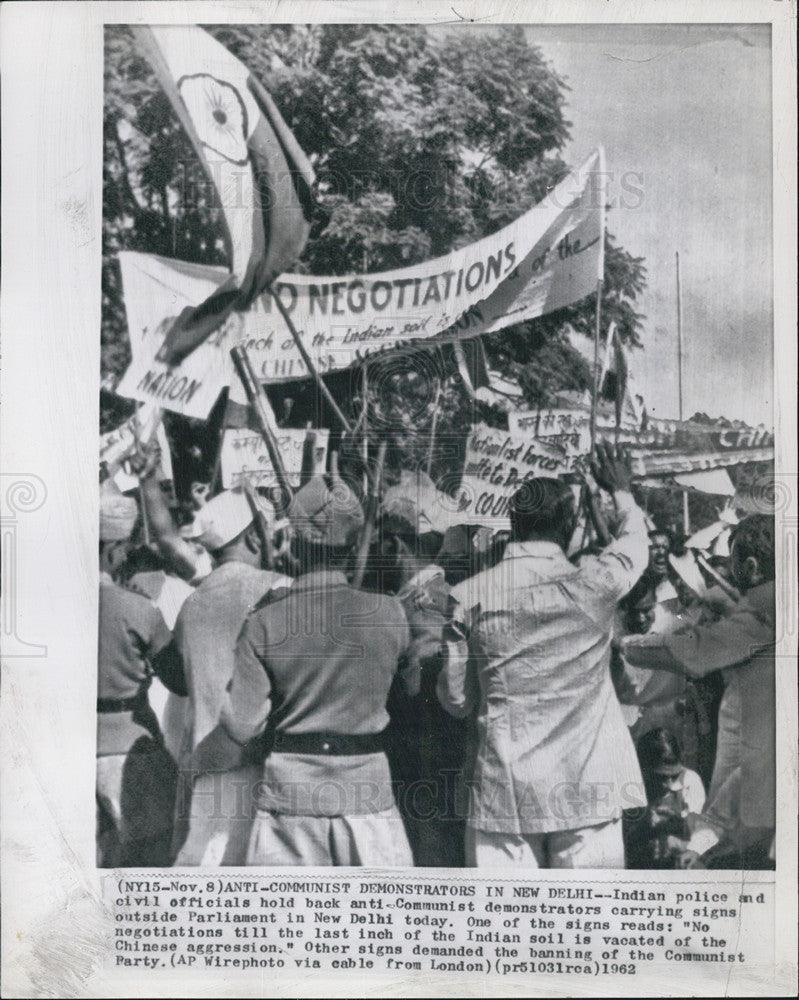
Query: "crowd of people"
97 436 776 870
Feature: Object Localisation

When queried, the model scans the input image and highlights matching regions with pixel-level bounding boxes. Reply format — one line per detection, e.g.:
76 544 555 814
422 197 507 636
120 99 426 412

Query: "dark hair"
636 727 682 772
648 528 671 545
119 544 166 581
381 513 443 561
730 514 775 581
291 534 351 574
510 478 575 541
622 573 649 609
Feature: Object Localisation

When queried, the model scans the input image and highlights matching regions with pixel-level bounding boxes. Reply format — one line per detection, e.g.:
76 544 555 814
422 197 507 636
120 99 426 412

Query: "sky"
527 24 773 428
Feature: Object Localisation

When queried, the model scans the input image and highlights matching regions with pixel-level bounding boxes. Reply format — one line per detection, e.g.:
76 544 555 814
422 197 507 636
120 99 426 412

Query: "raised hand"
590 439 633 494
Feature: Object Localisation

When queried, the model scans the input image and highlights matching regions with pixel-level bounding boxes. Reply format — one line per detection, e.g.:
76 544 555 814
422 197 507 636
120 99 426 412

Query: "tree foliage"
102 24 648 473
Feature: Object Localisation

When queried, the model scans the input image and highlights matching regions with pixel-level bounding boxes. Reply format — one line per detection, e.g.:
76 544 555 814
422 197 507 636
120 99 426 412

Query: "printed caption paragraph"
103 875 774 980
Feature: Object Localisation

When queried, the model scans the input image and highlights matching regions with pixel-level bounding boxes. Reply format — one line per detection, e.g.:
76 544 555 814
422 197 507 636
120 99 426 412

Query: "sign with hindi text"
220 427 329 489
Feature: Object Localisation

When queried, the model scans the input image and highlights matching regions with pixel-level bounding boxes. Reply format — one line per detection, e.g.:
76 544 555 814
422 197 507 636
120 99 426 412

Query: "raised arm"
436 598 480 719
132 440 208 582
578 442 649 601
621 587 774 678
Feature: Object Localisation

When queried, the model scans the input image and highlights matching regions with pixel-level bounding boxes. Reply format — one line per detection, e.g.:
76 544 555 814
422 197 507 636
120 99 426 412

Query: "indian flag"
132 25 317 365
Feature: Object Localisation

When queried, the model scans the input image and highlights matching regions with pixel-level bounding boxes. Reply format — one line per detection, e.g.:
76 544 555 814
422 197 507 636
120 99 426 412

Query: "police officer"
96 480 186 867
221 472 415 866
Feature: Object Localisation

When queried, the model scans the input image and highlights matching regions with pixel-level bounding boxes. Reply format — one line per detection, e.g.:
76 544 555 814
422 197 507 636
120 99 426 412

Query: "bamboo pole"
230 345 293 511
426 379 443 476
269 285 353 434
299 422 316 488
352 439 387 589
361 363 370 493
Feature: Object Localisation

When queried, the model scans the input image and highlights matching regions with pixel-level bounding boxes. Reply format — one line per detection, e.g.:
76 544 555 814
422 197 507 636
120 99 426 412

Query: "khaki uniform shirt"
97 575 178 756
224 571 412 815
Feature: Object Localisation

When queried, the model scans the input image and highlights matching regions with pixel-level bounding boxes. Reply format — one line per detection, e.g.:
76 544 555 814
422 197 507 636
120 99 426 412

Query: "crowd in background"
97 435 776 871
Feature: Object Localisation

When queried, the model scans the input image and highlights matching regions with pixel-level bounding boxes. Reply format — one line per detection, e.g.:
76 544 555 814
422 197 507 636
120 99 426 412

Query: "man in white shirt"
171 488 291 865
438 443 648 868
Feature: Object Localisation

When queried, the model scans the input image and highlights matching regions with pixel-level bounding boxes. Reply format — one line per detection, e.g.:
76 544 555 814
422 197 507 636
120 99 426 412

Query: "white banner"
220 427 329 489
116 150 604 418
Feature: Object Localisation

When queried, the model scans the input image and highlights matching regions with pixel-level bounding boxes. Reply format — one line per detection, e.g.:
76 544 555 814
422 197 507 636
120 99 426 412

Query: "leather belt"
97 694 147 713
272 730 385 756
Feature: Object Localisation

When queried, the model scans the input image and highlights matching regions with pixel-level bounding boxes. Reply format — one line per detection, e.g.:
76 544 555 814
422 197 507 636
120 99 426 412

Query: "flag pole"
426 378 443 476
590 147 607 453
208 388 230 495
268 286 353 435
676 251 690 535
676 251 684 423
361 363 370 494
589 278 604 449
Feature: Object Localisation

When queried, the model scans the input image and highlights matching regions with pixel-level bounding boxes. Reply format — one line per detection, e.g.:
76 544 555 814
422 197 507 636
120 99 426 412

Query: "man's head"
636 727 685 799
184 487 274 568
377 468 451 586
647 530 671 579
729 514 775 592
626 591 656 635
99 480 139 576
379 513 442 590
288 474 364 574
394 527 442 564
509 477 577 551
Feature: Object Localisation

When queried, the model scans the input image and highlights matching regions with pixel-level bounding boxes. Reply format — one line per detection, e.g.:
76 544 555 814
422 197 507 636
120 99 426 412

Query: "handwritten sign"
508 408 591 458
454 415 773 528
220 428 329 489
453 422 587 526
116 151 604 418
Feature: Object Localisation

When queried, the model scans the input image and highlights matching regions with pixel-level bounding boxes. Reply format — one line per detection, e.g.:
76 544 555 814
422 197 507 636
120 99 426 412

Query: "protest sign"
220 427 329 489
455 414 775 527
508 408 592 458
455 421 587 525
115 151 604 418
99 410 173 493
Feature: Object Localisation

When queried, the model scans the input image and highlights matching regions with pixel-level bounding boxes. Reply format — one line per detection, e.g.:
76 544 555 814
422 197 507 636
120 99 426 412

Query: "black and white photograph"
1 2 796 997
96 19 777 873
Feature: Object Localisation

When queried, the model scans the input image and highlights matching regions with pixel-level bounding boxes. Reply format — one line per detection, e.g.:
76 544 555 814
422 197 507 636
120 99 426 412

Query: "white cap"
381 469 467 535
184 487 274 551
100 479 139 541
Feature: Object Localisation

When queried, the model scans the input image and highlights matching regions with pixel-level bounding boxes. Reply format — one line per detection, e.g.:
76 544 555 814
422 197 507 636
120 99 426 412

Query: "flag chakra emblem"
178 74 250 165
